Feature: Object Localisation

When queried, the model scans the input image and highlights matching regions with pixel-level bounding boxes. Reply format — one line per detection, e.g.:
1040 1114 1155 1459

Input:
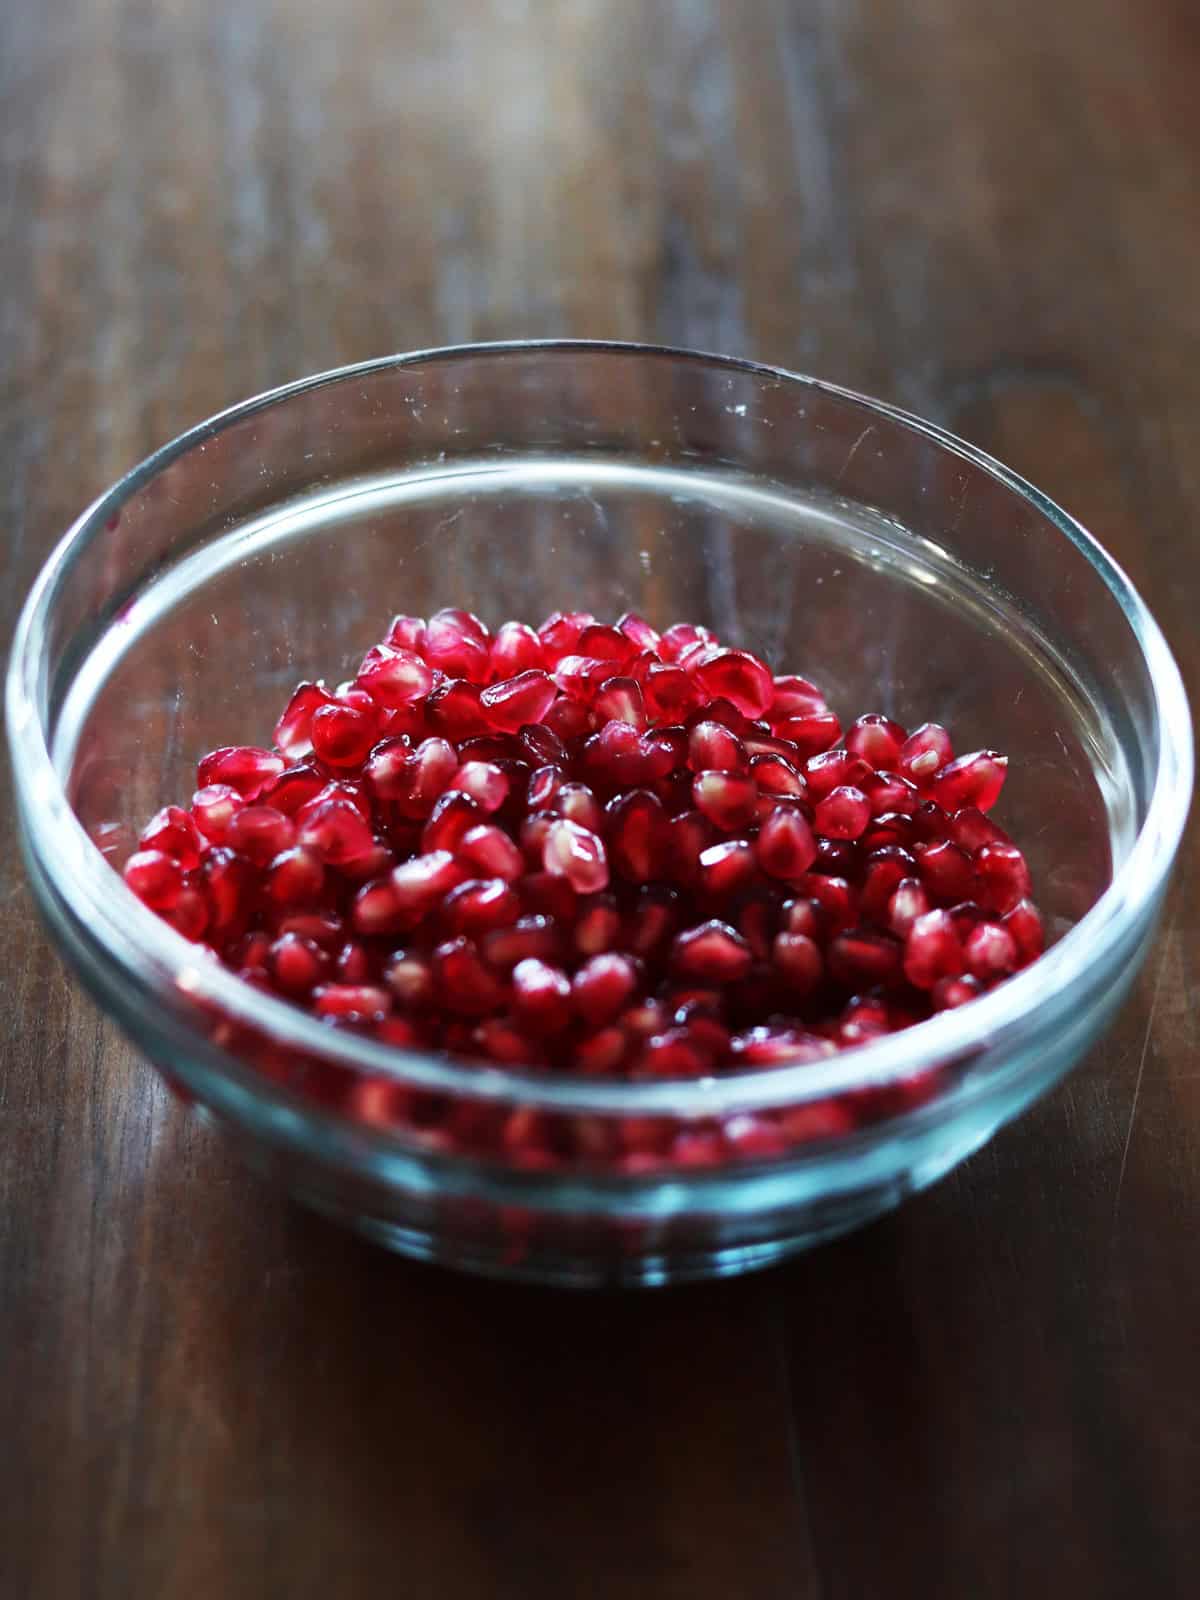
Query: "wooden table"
3 2 1197 1594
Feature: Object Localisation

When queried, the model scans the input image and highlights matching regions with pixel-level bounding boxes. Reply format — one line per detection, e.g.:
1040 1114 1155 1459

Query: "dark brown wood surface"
3 1 1198 1595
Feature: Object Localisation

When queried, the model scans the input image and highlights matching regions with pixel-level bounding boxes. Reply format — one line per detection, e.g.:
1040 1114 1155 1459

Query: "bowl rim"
7 339 1193 1120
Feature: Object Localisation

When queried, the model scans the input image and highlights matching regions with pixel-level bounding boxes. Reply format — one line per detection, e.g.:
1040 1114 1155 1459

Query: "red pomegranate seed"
483 915 563 971
698 839 757 899
1003 898 1045 965
391 850 467 916
898 723 954 787
616 611 660 652
421 791 483 854
781 897 822 939
860 812 915 853
362 737 412 799
139 805 203 868
774 711 842 757
202 848 257 938
261 763 327 816
432 937 506 1015
932 973 984 1010
887 877 931 938
828 929 902 988
575 622 638 668
643 662 698 719
634 1030 711 1078
658 621 714 662
511 958 573 1033
626 885 682 960
577 1027 630 1075
553 782 605 834
573 895 621 957
773 931 823 992
196 746 285 800
441 877 521 937
457 823 524 882
813 785 870 840
606 789 665 882
384 950 434 1008
917 839 976 904
594 676 646 729
296 797 376 865
963 921 1018 980
479 669 557 732
863 770 920 817
446 760 509 814
975 842 1032 914
268 933 328 996
950 806 1011 854
692 770 757 831
385 614 427 653
124 849 184 909
770 674 827 719
394 737 459 818
931 750 1008 813
314 984 392 1021
162 884 209 941
846 713 907 768
538 609 596 659
355 643 434 707
543 818 609 893
518 869 578 923
424 608 490 681
804 748 873 800
756 806 817 881
798 874 859 935
489 620 544 679
309 702 379 769
691 649 774 718
687 720 747 773
912 799 951 842
273 681 333 760
903 909 965 989
732 1026 834 1066
350 878 409 937
750 753 806 798
426 678 488 740
226 804 295 866
571 953 638 1024
670 920 753 982
858 845 916 922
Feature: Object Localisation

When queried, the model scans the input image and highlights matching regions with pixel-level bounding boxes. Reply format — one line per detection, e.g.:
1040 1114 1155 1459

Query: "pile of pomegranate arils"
123 607 1044 1156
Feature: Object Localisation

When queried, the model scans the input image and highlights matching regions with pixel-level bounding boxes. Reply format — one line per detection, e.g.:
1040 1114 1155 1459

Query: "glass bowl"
7 342 1191 1286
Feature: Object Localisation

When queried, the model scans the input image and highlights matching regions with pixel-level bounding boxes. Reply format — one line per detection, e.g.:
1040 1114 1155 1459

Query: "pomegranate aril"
162 884 209 942
554 782 605 835
395 737 459 818
446 760 509 814
644 662 698 719
457 823 524 882
756 806 818 881
750 753 806 799
261 763 327 817
917 839 976 904
1003 898 1045 965
202 848 257 939
733 1026 834 1066
538 609 596 659
699 839 757 899
616 611 660 651
912 799 951 842
687 720 747 773
770 674 828 719
384 951 434 1009
268 933 328 995
861 812 916 853
385 613 427 653
479 669 557 733
975 842 1032 914
797 874 859 935
273 681 334 760
603 788 662 883
483 915 563 972
196 745 285 799
190 785 241 844
355 643 434 708
518 870 578 923
441 877 521 937
314 984 392 1021
627 885 682 961
775 712 842 758
658 621 714 662
932 973 984 1011
813 785 870 840
634 1030 711 1079
963 921 1018 980
433 937 506 1015
347 878 407 937
903 909 965 989
489 620 544 679
423 608 490 682
887 877 931 938
473 1019 539 1066
863 771 920 817
671 920 753 982
124 849 184 909
828 929 903 988
805 749 873 800
898 723 954 787
226 804 295 866
427 678 488 740
297 797 376 865
571 953 639 1025
421 791 483 854
693 770 758 831
846 713 907 768
139 806 202 868
543 818 609 893
773 931 823 992
275 909 344 948
690 648 773 719
931 750 1008 813
511 958 573 1034
594 676 646 729
391 849 467 917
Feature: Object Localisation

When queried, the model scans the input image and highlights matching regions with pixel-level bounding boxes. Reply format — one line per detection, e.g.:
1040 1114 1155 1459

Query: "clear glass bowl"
7 342 1191 1286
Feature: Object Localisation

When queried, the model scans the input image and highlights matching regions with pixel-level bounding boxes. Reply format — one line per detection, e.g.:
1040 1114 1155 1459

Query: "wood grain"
2 1 1197 1595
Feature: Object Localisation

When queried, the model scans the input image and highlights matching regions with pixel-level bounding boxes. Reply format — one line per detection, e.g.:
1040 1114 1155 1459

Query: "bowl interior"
48 349 1144 960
